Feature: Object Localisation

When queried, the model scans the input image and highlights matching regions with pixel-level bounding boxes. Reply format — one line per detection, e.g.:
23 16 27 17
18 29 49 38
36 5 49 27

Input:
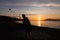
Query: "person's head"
22 14 25 18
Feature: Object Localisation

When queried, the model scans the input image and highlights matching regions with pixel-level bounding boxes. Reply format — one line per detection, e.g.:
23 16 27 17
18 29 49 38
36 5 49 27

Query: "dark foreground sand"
0 16 60 40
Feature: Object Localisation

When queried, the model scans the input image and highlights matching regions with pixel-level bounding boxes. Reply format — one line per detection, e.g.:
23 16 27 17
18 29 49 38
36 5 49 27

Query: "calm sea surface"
17 21 60 29
30 21 60 29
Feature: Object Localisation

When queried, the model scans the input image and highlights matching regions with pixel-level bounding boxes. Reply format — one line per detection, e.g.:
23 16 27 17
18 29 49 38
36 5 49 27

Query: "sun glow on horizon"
38 17 41 21
37 17 41 26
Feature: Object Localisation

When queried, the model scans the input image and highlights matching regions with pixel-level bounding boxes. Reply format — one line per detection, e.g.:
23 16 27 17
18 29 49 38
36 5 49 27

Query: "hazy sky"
0 0 60 19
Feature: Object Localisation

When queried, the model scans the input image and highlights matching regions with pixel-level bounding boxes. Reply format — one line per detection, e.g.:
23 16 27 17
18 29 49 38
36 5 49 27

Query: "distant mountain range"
43 19 60 21
30 19 60 21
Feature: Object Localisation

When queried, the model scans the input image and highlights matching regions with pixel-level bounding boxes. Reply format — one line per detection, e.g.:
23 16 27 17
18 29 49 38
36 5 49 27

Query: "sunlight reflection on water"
38 20 41 26
30 21 60 29
17 20 60 29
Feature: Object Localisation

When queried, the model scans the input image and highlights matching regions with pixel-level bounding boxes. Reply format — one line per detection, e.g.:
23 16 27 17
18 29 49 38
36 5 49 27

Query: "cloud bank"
0 0 60 7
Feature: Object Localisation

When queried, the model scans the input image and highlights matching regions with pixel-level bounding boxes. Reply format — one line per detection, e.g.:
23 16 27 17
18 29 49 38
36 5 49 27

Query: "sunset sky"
0 0 60 19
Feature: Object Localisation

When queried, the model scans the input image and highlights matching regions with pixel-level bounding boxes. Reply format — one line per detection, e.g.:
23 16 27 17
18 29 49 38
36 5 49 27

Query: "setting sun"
37 17 41 21
37 17 41 26
38 17 40 20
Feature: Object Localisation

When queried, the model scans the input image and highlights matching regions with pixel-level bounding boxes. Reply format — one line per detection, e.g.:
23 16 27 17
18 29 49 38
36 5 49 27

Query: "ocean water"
30 21 60 29
17 20 60 29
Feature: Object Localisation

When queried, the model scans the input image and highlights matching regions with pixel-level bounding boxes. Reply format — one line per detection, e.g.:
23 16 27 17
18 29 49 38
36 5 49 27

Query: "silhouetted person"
22 14 31 39
22 14 31 27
